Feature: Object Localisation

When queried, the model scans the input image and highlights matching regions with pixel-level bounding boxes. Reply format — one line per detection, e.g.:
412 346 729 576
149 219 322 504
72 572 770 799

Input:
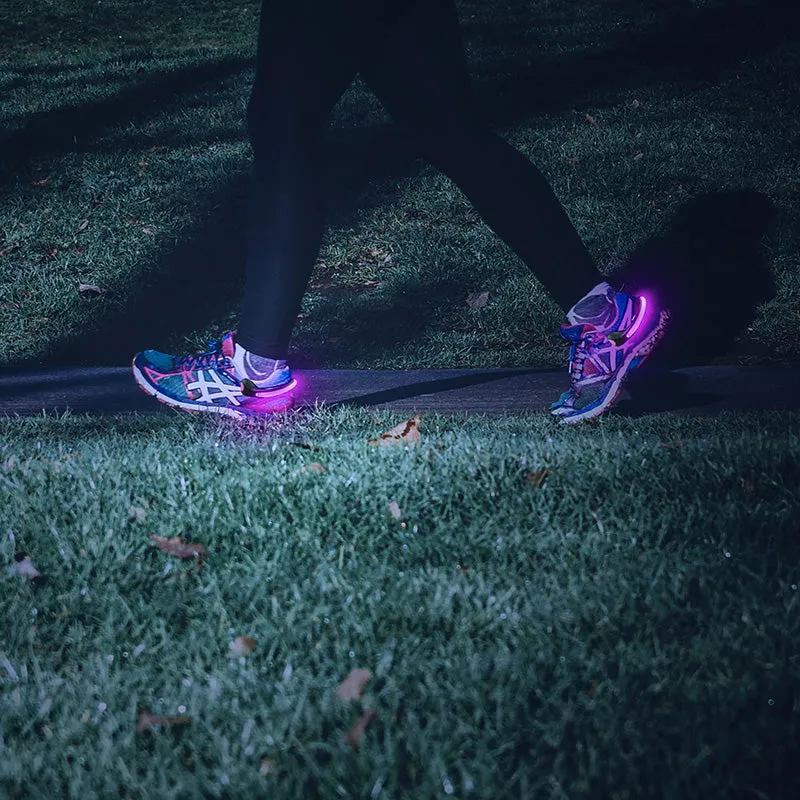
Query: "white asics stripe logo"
186 370 242 405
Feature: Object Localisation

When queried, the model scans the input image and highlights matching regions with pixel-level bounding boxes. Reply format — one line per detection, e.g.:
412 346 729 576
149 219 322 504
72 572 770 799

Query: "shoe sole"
132 360 294 418
558 309 671 424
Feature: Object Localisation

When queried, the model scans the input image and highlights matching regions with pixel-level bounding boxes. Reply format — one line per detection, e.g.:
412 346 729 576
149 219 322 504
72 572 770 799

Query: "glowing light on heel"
626 295 648 340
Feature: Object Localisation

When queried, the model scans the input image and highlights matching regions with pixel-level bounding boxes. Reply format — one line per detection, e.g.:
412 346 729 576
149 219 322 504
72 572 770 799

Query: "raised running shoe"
550 292 670 424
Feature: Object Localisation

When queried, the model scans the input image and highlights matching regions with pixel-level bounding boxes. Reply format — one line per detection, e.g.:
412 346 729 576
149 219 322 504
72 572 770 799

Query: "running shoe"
132 332 296 418
550 291 670 424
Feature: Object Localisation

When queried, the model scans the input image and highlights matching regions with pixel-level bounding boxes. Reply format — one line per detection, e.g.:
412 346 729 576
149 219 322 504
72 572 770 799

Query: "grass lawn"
2 409 799 798
2 0 800 797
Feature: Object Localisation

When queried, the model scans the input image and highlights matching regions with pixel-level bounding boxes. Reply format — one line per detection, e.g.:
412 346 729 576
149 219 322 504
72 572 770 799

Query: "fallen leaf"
229 636 257 657
3 454 18 472
585 112 598 126
135 708 191 735
15 552 42 580
368 416 421 448
129 505 147 522
633 152 644 161
0 243 20 257
31 177 50 187
150 535 205 559
525 467 549 488
466 291 489 309
141 226 155 236
77 219 89 232
259 758 275 777
631 99 641 108
335 668 373 701
344 707 377 750
456 562 470 575
298 462 327 476
77 282 108 298
388 501 402 520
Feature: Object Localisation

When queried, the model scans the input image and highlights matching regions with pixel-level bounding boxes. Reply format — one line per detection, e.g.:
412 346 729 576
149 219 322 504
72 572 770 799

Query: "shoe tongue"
561 323 593 343
221 332 236 360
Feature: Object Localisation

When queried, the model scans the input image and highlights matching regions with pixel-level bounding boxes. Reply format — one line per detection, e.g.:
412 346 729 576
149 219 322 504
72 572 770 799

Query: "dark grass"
1 0 799 369
1 409 799 798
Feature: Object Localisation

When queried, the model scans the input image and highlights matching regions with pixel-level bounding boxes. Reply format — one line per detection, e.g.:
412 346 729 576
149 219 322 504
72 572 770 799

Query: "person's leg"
359 0 607 317
360 0 669 422
132 1 419 416
238 0 412 361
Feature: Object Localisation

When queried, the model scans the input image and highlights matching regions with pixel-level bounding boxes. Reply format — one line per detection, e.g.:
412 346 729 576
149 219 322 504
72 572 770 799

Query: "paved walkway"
0 364 797 417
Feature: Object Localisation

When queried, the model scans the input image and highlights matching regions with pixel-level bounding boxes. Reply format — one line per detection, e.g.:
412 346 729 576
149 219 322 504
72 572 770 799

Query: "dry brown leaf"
150 535 205 559
77 282 107 298
466 291 489 309
368 416 421 448
229 636 258 657
633 152 644 161
300 462 326 475
0 243 20 257
344 707 377 750
388 501 402 520
141 226 155 236
135 707 191 735
129 505 147 522
259 758 275 777
77 219 89 232
335 668 373 702
31 177 50 187
525 467 549 489
14 552 42 580
585 112 598 126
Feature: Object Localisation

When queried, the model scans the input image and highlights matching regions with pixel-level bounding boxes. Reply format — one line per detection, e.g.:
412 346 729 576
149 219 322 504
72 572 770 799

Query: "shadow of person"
611 189 777 370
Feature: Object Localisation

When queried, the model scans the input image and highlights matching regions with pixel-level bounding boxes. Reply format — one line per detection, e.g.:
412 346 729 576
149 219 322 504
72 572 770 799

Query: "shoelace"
176 340 229 371
566 329 596 387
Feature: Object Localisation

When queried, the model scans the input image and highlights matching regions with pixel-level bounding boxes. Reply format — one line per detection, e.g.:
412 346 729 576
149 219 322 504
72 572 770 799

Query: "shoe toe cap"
139 349 175 371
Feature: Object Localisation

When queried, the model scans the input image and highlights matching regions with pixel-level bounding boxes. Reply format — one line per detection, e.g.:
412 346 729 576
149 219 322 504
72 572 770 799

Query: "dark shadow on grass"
39 173 252 366
324 368 543 410
27 125 430 367
609 189 778 369
471 0 799 123
0 55 253 178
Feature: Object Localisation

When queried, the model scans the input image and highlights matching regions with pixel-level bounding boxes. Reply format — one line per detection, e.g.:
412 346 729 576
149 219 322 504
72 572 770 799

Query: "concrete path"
0 364 797 417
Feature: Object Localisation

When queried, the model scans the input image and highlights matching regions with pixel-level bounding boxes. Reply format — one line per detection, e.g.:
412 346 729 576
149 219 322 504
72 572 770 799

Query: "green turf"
1 0 798 368
1 409 799 798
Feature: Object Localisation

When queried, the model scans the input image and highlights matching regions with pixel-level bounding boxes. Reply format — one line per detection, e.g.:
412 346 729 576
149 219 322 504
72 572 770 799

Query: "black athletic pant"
237 0 603 359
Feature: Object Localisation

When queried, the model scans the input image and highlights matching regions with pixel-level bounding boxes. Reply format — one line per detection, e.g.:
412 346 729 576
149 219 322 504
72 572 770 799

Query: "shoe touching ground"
550 291 670 424
132 332 296 418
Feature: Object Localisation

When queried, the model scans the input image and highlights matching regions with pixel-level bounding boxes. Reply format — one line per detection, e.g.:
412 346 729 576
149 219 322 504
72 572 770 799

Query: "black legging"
237 0 603 359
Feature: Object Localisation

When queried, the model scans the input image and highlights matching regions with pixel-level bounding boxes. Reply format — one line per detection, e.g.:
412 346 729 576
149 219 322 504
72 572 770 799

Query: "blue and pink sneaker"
132 332 296 418
551 292 670 424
